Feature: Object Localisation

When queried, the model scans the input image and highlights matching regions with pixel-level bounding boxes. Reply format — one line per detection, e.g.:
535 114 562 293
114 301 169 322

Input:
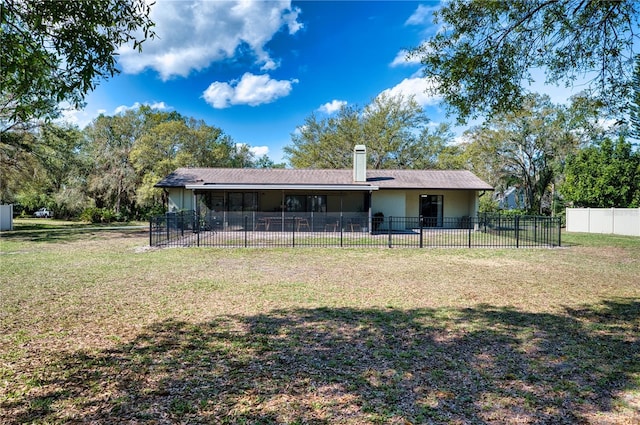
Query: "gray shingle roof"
155 167 493 190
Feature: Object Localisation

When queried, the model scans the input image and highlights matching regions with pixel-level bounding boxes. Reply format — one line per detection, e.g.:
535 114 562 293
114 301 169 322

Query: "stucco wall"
167 188 194 212
371 191 406 217
375 189 477 218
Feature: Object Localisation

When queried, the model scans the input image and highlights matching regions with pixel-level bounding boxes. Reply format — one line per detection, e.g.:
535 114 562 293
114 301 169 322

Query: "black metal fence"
150 211 561 249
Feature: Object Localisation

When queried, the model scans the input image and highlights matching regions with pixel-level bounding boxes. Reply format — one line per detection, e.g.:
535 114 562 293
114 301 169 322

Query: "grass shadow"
0 227 147 244
2 299 639 424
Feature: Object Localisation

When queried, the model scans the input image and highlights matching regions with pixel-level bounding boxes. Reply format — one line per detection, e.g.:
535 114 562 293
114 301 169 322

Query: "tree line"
285 92 640 215
2 92 638 221
0 106 284 221
2 0 639 220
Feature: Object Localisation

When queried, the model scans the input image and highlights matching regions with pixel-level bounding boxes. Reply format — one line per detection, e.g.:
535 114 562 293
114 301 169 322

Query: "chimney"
353 145 367 182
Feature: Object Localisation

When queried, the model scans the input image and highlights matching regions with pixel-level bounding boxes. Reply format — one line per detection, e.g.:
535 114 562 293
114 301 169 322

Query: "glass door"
420 195 443 227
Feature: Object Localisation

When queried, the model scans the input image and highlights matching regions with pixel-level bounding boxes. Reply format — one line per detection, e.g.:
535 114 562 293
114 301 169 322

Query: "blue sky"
64 0 575 164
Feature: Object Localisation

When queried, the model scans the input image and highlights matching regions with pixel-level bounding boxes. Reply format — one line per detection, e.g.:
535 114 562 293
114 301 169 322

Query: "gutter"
185 184 379 191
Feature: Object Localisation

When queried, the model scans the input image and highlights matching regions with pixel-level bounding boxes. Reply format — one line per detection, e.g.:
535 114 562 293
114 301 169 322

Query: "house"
155 145 493 232
495 186 525 211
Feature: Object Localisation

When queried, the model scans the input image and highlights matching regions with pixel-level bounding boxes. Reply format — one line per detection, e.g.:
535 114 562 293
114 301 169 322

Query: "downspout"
368 190 373 234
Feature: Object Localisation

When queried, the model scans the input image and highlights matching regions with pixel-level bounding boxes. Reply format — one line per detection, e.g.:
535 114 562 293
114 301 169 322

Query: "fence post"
292 216 296 248
244 216 248 248
388 216 393 248
149 218 153 246
419 215 423 248
340 215 343 247
468 221 472 248
166 213 170 243
558 217 562 247
515 215 520 248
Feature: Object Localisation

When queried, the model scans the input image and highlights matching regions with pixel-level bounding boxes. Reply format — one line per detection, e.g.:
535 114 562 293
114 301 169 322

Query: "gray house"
155 146 493 232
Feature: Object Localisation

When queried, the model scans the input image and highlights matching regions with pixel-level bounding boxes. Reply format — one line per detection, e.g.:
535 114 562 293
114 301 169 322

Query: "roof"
155 167 493 191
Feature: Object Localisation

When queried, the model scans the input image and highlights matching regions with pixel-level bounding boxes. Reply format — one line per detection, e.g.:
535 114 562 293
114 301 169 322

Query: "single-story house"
155 145 493 232
495 186 525 211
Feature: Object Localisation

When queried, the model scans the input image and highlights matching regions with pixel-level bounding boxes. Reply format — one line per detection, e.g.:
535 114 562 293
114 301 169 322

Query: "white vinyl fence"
566 208 640 237
0 204 13 231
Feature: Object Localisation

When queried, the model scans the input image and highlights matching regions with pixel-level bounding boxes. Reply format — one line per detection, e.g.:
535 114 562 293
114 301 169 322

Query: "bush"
80 207 103 223
80 207 122 223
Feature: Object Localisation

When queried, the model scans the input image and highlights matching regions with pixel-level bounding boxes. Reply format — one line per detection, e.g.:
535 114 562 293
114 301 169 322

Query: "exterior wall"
372 191 406 217
374 189 477 217
167 188 194 212
167 187 480 221
566 208 640 237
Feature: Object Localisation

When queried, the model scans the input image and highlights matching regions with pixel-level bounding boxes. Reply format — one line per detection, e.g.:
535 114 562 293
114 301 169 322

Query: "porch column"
281 190 285 220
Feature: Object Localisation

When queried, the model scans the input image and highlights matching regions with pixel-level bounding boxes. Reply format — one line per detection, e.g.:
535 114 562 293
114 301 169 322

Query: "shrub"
80 207 103 223
80 207 120 223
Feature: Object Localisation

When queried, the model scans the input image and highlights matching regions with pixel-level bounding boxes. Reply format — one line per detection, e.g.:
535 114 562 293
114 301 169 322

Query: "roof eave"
184 184 379 191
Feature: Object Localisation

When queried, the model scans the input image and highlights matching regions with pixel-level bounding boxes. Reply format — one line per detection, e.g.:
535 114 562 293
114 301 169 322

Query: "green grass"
0 225 639 424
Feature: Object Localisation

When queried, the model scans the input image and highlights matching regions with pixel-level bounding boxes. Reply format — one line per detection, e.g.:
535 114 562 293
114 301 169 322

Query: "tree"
130 118 246 209
286 106 362 169
630 55 640 142
83 111 143 216
0 123 92 217
1 0 155 133
561 136 640 208
285 94 456 169
410 0 639 122
400 123 465 170
254 155 286 169
463 94 579 214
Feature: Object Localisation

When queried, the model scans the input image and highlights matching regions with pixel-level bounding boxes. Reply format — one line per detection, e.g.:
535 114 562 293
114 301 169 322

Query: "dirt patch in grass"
1 230 639 424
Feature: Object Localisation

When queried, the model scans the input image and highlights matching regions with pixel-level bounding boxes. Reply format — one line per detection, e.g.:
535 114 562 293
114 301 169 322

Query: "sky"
64 0 577 164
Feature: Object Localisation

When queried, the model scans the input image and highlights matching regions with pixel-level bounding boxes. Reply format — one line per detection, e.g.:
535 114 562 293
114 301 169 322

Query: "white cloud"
250 145 270 157
379 76 441 108
113 101 170 115
58 108 93 129
318 100 347 114
405 4 438 26
57 102 170 129
236 143 270 157
117 0 303 80
202 73 298 108
390 49 422 67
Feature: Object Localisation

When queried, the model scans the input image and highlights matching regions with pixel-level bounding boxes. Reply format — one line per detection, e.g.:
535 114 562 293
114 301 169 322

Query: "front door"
420 195 443 227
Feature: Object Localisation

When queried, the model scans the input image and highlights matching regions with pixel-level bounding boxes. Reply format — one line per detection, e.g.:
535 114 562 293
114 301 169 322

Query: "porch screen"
285 195 327 212
228 192 258 212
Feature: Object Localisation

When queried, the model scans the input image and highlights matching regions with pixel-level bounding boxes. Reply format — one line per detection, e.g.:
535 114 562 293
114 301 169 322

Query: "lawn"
1 221 639 424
